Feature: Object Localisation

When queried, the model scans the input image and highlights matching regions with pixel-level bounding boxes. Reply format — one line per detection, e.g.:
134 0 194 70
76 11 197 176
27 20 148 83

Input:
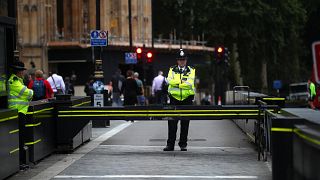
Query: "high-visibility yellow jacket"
167 65 195 101
8 74 33 114
309 82 316 98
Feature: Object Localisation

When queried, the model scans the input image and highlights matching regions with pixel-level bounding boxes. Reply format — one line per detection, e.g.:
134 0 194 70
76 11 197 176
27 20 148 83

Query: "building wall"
17 0 152 75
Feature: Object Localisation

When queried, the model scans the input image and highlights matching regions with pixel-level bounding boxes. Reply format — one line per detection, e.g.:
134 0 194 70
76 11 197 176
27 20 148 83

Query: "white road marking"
54 175 258 179
265 161 272 172
99 144 250 150
30 122 132 180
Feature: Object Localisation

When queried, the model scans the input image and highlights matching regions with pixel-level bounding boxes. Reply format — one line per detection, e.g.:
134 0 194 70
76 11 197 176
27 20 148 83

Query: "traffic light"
146 51 153 63
214 46 229 62
136 47 142 60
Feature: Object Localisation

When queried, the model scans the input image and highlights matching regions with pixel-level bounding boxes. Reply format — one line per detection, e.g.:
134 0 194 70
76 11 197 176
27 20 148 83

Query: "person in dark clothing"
64 77 75 95
110 69 125 106
84 76 95 96
121 70 139 106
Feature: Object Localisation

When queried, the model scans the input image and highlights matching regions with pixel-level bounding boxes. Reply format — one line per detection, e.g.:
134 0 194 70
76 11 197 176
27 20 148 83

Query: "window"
0 0 8 16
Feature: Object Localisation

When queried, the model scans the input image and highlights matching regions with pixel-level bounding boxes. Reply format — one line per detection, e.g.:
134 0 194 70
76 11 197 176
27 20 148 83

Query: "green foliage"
154 0 316 93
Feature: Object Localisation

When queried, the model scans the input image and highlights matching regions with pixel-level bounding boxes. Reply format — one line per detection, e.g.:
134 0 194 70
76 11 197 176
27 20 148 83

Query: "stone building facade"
17 0 152 74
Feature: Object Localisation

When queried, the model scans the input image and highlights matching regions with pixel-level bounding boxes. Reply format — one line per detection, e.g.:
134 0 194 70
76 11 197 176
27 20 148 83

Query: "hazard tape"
0 115 18 123
25 139 42 146
27 107 54 115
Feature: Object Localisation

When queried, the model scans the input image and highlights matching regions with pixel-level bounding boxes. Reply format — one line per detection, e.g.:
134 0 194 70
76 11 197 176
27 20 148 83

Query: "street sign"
273 80 282 90
90 30 108 46
312 41 320 84
93 80 104 94
94 94 104 107
125 52 137 64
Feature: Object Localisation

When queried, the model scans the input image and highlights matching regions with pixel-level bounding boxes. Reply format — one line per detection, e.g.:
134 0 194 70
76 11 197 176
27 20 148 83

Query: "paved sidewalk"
9 121 126 180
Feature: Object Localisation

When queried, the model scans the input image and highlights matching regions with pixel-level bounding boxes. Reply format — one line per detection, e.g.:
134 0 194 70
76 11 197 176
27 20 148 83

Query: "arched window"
22 5 30 44
30 5 38 44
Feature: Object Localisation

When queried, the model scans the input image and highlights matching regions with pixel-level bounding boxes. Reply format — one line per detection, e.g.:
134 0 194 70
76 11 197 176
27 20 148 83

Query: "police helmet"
11 61 26 70
176 49 187 60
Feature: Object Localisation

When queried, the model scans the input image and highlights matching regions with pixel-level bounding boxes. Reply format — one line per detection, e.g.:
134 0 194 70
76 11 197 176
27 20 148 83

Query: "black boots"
163 146 187 151
163 146 174 151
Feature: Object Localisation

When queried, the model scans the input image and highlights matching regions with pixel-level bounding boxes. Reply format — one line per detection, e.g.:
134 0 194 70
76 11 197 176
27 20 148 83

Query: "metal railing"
50 33 212 51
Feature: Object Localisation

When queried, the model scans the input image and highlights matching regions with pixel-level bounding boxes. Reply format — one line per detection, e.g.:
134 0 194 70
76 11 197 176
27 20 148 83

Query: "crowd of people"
12 61 76 102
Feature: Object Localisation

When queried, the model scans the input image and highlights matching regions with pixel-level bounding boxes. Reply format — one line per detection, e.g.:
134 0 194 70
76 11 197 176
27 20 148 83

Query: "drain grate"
149 139 206 142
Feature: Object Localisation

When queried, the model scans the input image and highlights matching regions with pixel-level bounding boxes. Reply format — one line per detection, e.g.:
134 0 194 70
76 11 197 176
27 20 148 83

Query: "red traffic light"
217 47 223 53
147 52 153 58
136 47 142 54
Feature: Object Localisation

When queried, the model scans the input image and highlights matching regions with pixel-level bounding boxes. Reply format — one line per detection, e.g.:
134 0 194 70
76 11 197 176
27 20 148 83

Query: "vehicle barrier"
0 109 19 179
266 108 320 180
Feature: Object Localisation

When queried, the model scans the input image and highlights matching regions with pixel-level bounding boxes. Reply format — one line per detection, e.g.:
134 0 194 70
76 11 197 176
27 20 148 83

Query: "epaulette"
13 77 18 81
170 65 178 69
188 65 195 69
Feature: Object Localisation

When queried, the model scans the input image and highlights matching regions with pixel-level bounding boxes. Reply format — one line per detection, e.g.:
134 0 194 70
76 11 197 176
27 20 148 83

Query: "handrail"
233 86 250 105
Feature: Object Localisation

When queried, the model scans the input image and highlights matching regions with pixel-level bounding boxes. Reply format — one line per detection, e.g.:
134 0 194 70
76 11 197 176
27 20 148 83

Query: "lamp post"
177 0 183 49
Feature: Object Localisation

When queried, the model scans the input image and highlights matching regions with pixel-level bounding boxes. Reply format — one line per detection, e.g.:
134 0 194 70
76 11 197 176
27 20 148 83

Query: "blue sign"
90 30 108 46
93 80 105 93
273 80 282 90
125 53 137 64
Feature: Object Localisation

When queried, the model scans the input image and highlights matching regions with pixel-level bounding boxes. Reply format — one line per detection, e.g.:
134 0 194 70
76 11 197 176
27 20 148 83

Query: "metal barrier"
57 104 279 160
0 109 19 179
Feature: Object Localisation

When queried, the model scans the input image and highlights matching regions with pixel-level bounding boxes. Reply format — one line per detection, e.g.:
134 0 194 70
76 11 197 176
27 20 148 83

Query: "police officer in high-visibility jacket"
8 60 33 165
163 49 195 151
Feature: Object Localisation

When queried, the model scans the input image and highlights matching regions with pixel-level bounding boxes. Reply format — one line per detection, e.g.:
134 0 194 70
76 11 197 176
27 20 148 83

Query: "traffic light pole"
178 0 183 49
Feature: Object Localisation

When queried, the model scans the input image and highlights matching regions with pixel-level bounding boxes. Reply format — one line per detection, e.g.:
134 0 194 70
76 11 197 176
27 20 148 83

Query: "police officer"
308 79 316 109
8 60 33 166
163 49 196 151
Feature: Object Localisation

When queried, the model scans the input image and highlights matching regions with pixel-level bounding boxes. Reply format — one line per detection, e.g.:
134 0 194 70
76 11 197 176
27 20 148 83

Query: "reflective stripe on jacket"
8 74 33 114
167 65 195 101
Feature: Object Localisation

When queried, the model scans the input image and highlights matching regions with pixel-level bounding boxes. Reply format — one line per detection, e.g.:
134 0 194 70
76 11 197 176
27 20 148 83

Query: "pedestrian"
121 70 139 106
84 76 95 96
110 69 125 106
308 79 316 109
23 61 36 86
134 72 145 105
47 71 65 95
152 71 168 104
28 69 53 100
64 76 75 95
8 60 33 166
71 70 77 84
201 91 211 105
163 49 196 151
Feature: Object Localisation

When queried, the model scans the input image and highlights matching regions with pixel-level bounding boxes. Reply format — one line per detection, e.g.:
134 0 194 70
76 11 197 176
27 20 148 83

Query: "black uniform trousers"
166 95 194 148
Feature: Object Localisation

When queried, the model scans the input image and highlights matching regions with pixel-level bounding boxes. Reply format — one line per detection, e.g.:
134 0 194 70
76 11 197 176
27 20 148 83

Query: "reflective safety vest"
167 65 195 101
309 82 316 98
8 74 33 114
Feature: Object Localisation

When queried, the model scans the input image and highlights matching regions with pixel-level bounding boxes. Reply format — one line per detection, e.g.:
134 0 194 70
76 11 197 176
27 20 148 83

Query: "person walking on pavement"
28 69 53 100
8 60 33 167
152 71 167 104
64 77 75 95
308 79 316 109
110 69 125 106
121 70 139 106
84 76 95 96
163 49 196 151
134 72 145 105
47 71 65 95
